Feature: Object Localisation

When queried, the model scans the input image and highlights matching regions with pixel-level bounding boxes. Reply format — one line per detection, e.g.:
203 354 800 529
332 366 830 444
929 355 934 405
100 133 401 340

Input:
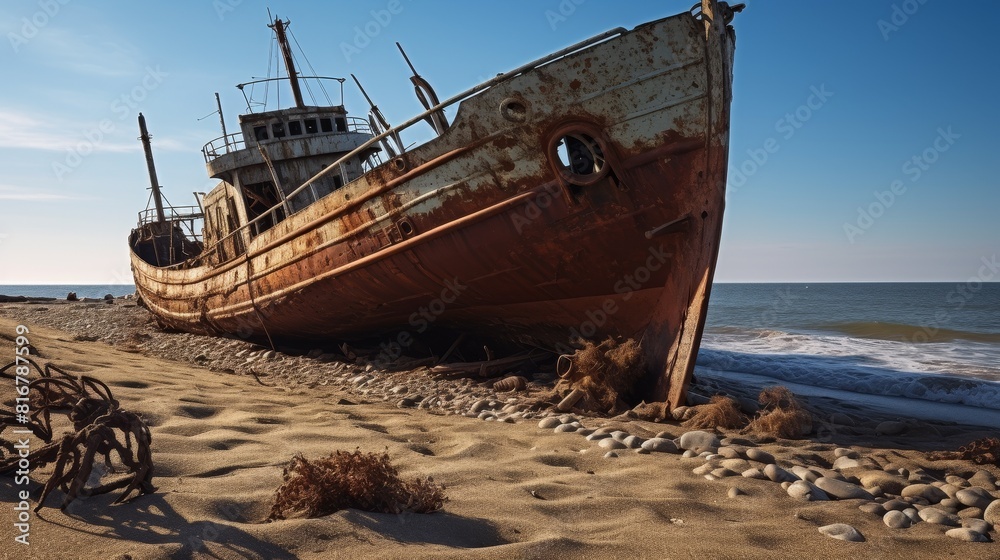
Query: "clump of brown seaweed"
556 337 645 414
0 359 154 511
268 449 447 520
683 395 748 430
929 437 1000 467
746 386 813 439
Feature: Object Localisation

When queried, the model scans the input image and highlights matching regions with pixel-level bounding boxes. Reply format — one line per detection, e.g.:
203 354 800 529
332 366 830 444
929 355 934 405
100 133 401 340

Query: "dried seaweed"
746 386 812 439
683 396 747 430
0 359 154 511
268 449 446 520
556 337 645 413
928 437 1000 467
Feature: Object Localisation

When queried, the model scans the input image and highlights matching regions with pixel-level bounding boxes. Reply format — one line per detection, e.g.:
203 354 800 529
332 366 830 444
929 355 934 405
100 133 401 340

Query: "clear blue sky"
0 0 996 284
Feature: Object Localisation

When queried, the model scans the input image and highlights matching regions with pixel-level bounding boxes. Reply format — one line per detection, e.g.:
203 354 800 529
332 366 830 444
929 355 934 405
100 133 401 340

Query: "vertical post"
138 113 166 224
215 92 230 150
270 17 305 109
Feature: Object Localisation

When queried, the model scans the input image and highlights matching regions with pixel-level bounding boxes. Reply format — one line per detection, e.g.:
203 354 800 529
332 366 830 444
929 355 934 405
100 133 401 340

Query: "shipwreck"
129 1 742 410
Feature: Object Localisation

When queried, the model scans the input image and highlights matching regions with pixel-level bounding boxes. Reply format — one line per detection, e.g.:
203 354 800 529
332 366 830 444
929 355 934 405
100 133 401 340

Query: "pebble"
603 451 619 459
586 431 612 441
682 449 698 458
902 508 921 524
554 423 579 433
742 468 767 480
745 448 775 465
538 417 562 429
875 420 907 436
764 464 797 483
721 459 751 473
945 528 989 542
832 456 862 470
598 438 627 450
679 430 720 452
956 487 995 510
623 435 644 449
983 499 1000 527
882 499 909 512
858 471 907 495
818 524 865 542
945 475 970 488
640 438 678 453
611 431 630 443
834 448 859 459
859 502 886 517
711 468 737 479
787 480 829 501
884 510 912 529
814 477 874 501
969 470 998 491
470 399 491 413
728 487 745 498
692 463 716 476
918 507 961 527
717 446 743 459
963 518 991 535
790 466 820 483
901 484 948 504
396 398 416 408
958 507 983 519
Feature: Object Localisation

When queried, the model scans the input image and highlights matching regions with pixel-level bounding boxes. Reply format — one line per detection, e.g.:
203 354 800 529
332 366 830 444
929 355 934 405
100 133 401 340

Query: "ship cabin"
195 18 380 266
199 104 377 253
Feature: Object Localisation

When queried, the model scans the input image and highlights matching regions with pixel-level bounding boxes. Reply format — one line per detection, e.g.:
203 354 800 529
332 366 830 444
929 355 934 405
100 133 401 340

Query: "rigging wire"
289 28 333 105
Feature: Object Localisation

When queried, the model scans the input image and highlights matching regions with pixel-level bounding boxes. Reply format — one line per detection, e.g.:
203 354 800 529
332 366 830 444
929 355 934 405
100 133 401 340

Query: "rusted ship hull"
131 5 738 408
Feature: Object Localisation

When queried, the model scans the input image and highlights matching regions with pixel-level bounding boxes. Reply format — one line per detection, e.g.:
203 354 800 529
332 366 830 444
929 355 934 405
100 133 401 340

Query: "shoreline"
1 301 998 558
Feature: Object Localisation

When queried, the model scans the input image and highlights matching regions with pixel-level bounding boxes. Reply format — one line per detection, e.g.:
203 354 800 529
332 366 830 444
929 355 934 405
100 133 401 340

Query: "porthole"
549 128 609 186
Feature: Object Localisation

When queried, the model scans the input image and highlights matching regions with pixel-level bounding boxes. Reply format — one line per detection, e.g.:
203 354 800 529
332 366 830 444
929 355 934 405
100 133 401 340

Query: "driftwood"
428 351 538 379
0 359 154 511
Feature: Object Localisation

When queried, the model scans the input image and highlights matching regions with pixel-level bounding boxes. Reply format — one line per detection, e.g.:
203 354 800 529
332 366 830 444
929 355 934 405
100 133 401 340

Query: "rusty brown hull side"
131 10 736 407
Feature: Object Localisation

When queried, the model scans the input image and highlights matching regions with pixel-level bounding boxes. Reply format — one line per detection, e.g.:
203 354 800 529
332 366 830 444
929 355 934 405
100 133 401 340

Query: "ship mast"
269 17 305 109
137 113 165 224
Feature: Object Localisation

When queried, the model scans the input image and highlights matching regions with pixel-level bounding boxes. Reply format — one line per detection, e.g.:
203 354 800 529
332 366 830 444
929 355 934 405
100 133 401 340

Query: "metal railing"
168 27 629 269
137 205 205 242
202 116 376 162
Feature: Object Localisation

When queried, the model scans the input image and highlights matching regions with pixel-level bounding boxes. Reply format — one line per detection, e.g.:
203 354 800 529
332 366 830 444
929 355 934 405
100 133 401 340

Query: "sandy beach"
1 299 998 559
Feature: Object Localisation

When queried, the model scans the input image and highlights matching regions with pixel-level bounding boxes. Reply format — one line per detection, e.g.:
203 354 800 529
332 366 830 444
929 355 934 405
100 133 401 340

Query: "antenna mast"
269 17 305 108
137 113 166 224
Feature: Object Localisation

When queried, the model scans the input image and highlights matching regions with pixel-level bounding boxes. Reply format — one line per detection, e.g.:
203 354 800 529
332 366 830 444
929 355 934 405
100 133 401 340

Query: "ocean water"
3 282 999 425
699 283 1000 427
0 285 136 299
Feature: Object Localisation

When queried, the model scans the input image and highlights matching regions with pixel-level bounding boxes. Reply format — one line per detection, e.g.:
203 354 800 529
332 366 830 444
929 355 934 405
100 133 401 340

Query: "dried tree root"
0 358 154 511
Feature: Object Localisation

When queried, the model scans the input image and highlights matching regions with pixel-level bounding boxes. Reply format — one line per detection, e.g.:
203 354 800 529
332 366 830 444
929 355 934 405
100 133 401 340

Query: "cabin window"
320 118 333 133
289 120 303 136
303 119 318 134
253 126 268 141
335 117 347 132
272 122 286 138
